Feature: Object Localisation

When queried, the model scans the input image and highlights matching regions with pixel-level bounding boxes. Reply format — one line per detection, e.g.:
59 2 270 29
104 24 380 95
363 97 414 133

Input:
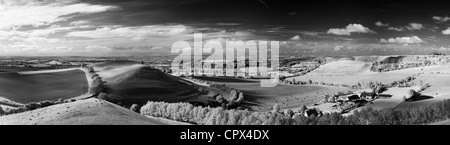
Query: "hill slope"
0 98 175 125
94 62 210 105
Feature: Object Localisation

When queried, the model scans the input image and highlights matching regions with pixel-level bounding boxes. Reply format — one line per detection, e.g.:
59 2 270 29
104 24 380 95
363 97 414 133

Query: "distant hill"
0 98 177 125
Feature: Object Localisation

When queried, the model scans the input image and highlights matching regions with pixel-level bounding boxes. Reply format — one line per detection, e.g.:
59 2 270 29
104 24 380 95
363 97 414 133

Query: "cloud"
388 27 405 31
0 0 118 30
432 16 450 23
70 20 90 26
375 21 389 27
406 23 423 30
442 28 450 35
289 35 300 40
388 23 423 31
300 31 319 36
380 36 425 44
66 24 191 40
327 24 375 35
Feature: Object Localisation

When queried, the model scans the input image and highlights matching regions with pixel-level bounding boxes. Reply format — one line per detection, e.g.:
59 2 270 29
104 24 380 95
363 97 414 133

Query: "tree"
405 89 416 100
236 92 245 103
0 106 4 115
87 66 95 73
299 105 307 113
97 92 109 100
375 85 385 94
271 104 280 114
216 95 226 104
228 89 238 102
130 104 140 113
284 109 294 118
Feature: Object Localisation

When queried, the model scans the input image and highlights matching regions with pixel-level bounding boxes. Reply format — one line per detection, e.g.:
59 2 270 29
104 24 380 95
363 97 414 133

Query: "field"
192 76 347 111
0 69 88 104
284 58 450 114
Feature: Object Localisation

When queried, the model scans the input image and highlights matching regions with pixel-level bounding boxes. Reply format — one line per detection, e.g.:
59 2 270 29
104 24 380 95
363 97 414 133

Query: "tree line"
140 98 450 125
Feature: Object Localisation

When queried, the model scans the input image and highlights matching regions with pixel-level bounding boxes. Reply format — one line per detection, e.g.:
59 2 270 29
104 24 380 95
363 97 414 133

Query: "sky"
1 0 450 56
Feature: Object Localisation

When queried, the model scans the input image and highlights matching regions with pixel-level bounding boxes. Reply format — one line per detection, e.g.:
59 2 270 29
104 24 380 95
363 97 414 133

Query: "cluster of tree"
141 97 450 125
430 52 446 56
370 55 450 72
284 65 320 76
0 99 67 116
351 80 384 90
214 89 245 109
130 104 140 113
85 66 106 95
140 101 326 125
280 79 349 88
353 56 381 63
320 99 450 125
386 75 416 88
184 77 213 86
351 75 415 91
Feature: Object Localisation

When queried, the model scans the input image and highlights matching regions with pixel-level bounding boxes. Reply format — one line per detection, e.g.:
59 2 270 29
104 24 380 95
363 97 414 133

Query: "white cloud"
375 21 389 27
300 31 319 36
442 28 450 35
388 27 405 31
290 35 300 40
406 23 423 30
0 0 118 30
66 25 191 40
70 20 90 26
380 36 425 44
388 23 423 31
432 16 450 23
327 24 375 35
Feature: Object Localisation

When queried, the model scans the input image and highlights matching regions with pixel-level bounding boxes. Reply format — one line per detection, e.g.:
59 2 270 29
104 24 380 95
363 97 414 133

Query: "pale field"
287 59 423 85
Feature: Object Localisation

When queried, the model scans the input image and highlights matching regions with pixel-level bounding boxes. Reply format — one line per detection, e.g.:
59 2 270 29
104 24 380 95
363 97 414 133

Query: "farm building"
46 60 63 65
360 92 376 100
340 94 360 102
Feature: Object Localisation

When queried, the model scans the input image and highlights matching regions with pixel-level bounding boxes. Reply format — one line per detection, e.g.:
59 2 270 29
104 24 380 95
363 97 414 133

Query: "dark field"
0 69 88 103
0 66 78 73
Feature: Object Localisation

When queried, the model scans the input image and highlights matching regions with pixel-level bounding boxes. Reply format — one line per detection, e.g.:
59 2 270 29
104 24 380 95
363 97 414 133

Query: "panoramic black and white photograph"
2 0 450 132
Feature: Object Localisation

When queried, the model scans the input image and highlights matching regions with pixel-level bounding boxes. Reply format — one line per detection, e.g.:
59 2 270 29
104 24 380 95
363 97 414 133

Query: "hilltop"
93 61 214 106
0 98 187 125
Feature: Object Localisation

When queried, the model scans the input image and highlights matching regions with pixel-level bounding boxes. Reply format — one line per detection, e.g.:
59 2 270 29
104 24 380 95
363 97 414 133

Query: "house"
360 92 376 100
46 60 62 65
341 94 360 102
378 94 392 99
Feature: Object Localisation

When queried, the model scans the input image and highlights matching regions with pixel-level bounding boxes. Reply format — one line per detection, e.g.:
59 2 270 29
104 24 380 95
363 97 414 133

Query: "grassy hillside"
94 62 212 106
0 98 175 125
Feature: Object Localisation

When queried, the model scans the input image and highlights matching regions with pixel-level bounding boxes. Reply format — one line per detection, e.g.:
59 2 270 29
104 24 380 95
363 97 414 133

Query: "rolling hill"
0 98 182 125
93 61 211 106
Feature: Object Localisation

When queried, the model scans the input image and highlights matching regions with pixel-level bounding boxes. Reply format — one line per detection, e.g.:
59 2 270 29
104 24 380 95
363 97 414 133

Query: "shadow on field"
409 95 434 102
193 76 256 83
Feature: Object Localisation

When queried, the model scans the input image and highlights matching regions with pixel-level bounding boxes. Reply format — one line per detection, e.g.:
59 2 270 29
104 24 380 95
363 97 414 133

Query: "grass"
0 69 88 103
